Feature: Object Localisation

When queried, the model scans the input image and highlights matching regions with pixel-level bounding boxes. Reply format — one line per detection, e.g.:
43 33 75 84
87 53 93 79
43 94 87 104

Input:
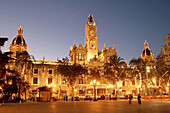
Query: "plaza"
0 0 170 106
0 100 170 113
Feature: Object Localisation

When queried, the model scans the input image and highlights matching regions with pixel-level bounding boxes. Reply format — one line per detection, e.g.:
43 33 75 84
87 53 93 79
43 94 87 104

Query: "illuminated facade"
69 14 117 68
162 34 170 67
7 14 157 100
141 40 155 68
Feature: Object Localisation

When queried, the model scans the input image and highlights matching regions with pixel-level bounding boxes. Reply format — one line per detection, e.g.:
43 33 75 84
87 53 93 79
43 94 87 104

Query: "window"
79 79 83 84
49 70 52 74
78 53 84 61
16 51 19 57
63 78 66 84
71 55 73 62
33 77 38 84
34 69 38 74
132 80 135 85
123 81 125 86
48 78 52 84
79 90 85 96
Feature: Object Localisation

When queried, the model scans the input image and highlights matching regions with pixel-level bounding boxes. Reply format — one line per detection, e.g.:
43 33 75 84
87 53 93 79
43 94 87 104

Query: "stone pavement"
0 100 170 113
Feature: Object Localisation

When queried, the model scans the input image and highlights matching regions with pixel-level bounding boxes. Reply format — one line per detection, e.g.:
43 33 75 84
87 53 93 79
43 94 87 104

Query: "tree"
15 51 34 101
156 52 169 90
156 52 167 77
0 37 13 83
57 62 87 101
89 68 100 80
15 51 34 80
104 55 126 83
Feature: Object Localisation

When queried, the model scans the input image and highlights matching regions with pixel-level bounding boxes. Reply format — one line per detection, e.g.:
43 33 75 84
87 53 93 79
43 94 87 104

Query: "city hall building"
7 14 156 100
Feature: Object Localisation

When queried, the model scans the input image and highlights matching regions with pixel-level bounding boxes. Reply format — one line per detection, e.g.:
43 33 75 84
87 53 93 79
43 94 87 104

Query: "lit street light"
146 66 150 96
90 80 99 101
47 84 56 97
107 84 113 100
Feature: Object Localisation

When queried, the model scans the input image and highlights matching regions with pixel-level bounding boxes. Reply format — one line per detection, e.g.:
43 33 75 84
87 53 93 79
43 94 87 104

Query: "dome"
141 40 155 61
12 35 26 45
11 26 27 46
142 48 151 57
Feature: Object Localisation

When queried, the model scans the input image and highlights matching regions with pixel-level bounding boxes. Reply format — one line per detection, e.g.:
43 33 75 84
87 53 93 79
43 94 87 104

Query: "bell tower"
85 14 98 61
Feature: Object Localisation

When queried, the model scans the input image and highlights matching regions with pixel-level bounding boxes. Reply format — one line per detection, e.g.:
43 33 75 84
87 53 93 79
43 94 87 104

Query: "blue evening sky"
0 0 170 63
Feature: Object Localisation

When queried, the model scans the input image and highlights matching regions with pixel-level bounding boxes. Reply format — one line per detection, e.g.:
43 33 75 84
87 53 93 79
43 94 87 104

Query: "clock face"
89 30 94 36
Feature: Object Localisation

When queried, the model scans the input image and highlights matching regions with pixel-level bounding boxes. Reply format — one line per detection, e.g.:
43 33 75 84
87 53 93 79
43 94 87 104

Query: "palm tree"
15 51 34 101
15 51 34 80
104 55 125 98
0 37 8 51
104 55 126 82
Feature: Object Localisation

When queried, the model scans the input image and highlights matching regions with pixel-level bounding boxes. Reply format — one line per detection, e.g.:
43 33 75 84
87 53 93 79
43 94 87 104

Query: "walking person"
138 94 141 105
66 95 68 101
129 95 133 104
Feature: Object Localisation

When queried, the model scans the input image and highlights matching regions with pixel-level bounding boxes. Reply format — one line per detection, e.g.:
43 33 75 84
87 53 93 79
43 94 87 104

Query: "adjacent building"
162 34 170 68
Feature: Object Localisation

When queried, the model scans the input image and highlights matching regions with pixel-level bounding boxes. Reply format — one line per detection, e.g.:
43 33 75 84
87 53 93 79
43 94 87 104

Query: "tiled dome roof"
12 26 26 45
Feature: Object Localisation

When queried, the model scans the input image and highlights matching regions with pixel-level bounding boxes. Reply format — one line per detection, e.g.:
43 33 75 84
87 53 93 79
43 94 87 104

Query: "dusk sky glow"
1 0 170 63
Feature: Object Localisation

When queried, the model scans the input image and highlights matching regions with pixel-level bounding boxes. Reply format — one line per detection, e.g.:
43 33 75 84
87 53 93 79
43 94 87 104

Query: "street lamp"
167 83 169 94
90 80 99 101
107 84 113 100
47 84 56 97
153 78 156 84
146 66 150 96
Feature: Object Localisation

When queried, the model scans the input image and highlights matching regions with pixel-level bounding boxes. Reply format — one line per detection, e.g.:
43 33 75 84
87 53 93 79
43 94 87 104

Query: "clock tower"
85 14 98 61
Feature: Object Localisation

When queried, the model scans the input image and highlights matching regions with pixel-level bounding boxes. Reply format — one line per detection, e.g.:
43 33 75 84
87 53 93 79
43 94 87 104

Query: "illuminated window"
79 90 85 96
63 78 66 84
78 53 84 61
34 69 38 74
33 77 38 84
48 78 52 84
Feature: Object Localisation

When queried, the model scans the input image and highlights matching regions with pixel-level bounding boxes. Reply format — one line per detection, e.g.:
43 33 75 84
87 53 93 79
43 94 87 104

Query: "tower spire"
88 14 94 24
113 44 116 51
18 25 23 35
104 43 106 50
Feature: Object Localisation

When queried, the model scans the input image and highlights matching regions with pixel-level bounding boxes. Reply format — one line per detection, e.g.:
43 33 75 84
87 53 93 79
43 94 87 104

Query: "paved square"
0 100 170 113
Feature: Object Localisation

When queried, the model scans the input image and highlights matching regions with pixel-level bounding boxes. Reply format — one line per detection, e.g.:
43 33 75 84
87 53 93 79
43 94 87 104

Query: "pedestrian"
66 95 68 101
129 95 133 104
138 94 141 105
64 96 66 101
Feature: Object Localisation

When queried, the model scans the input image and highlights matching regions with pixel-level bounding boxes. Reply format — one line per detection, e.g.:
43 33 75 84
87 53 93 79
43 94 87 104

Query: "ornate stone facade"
69 14 117 69
162 34 170 67
7 14 157 100
141 40 155 67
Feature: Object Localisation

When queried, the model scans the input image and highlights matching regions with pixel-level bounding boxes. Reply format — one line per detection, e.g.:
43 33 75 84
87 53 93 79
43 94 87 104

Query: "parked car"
84 95 92 101
75 96 80 101
97 95 105 100
111 96 117 100
119 95 128 100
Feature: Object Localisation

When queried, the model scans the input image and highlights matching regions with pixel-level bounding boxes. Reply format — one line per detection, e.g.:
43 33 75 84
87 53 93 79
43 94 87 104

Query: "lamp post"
166 83 169 95
107 84 113 100
90 80 99 101
47 84 56 97
146 66 150 96
152 77 157 95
